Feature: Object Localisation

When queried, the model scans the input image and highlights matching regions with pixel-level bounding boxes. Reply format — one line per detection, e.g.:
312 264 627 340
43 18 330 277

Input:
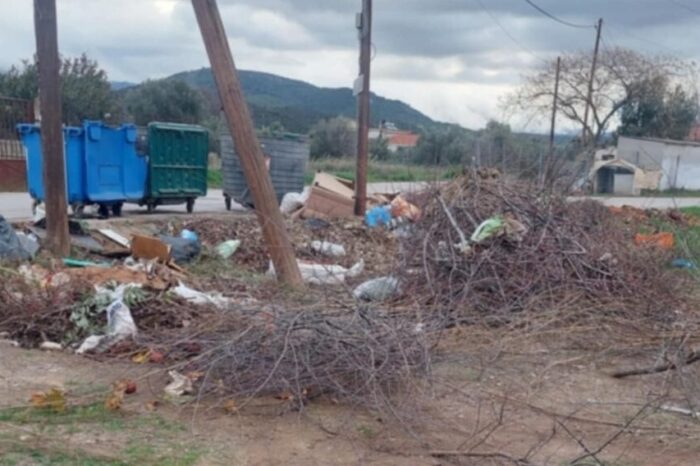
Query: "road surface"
3 184 700 222
0 182 428 222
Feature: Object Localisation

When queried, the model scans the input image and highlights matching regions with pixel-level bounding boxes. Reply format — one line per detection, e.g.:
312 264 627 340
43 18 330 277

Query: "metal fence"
0 96 33 190
0 96 33 160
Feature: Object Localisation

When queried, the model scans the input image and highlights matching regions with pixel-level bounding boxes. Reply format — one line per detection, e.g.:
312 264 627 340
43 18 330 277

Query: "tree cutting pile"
2 171 700 463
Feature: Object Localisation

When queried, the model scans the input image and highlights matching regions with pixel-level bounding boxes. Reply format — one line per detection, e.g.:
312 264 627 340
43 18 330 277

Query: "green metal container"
144 122 208 213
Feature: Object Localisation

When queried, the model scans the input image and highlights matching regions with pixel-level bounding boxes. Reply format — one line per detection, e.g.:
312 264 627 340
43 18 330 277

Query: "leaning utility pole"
544 56 561 186
33 0 69 256
354 0 372 216
582 18 603 145
191 0 303 288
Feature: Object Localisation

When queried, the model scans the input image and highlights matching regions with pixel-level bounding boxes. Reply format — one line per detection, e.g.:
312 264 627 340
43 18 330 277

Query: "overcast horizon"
2 0 699 132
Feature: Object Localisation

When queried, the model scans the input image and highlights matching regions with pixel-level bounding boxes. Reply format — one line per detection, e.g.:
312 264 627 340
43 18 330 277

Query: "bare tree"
507 47 697 145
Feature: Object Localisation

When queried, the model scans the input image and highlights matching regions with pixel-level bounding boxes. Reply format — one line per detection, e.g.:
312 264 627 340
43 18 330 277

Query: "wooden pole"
191 0 303 288
582 18 603 145
354 0 372 216
33 0 69 256
545 56 561 185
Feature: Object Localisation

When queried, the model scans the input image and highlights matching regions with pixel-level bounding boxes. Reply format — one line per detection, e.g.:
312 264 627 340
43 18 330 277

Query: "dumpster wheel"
98 204 110 218
186 198 195 214
146 202 157 214
225 195 232 211
111 203 123 217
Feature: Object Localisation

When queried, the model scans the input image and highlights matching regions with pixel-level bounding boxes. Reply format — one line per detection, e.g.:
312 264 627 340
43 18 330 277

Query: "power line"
523 0 595 29
471 0 547 63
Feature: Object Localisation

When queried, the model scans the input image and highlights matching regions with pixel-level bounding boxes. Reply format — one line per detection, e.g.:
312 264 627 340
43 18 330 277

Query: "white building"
589 136 700 195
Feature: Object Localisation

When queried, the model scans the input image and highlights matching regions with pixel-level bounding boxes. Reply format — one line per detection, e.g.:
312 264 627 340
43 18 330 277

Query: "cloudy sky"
1 0 699 131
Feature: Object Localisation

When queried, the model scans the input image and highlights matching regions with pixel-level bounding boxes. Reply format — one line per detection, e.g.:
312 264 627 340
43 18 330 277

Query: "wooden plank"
191 0 302 288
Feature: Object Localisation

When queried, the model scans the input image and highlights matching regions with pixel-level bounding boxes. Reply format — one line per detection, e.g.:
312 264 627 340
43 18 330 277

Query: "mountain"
164 68 437 133
110 81 136 91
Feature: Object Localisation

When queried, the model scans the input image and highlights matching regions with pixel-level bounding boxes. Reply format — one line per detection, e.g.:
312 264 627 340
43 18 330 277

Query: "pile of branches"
142 306 434 409
398 172 688 323
0 272 92 345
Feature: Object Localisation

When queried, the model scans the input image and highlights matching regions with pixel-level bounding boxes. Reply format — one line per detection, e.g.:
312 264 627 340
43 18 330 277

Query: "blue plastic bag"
365 205 392 228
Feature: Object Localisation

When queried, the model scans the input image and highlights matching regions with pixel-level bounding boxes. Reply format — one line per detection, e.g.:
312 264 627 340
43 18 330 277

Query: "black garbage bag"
158 235 201 264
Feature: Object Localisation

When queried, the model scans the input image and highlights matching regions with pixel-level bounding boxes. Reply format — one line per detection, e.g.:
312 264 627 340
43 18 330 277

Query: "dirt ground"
4 196 700 465
2 333 700 466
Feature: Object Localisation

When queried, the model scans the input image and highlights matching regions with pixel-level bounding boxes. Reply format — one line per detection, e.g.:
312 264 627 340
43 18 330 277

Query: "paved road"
0 182 428 222
570 196 700 209
4 183 699 222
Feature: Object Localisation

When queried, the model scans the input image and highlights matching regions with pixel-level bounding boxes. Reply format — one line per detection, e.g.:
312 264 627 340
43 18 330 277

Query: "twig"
610 349 700 378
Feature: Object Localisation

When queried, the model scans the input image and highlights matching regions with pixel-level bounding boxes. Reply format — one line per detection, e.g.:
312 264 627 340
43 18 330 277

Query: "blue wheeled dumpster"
17 124 87 214
17 121 147 218
82 121 147 216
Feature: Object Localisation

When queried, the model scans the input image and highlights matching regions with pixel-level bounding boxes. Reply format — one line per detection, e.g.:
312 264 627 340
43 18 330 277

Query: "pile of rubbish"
396 171 689 320
280 171 421 230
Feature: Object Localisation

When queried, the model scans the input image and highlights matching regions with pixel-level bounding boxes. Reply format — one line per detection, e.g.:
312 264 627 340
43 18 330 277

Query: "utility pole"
582 18 603 145
33 0 69 256
354 0 372 216
545 56 561 186
191 0 303 288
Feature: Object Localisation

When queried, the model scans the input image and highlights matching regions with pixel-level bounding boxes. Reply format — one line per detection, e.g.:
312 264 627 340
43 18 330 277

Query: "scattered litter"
131 235 171 262
634 232 674 250
310 240 346 257
97 229 131 248
32 204 46 224
0 215 30 261
180 229 199 243
216 240 241 259
390 196 421 222
76 284 140 354
39 341 62 351
671 258 696 269
172 281 231 309
268 259 364 285
62 258 110 268
16 232 40 258
502 214 528 242
159 235 201 264
353 276 400 301
365 205 392 228
280 188 310 215
660 404 699 418
76 335 106 354
30 388 66 412
471 216 504 243
303 172 355 218
165 370 194 397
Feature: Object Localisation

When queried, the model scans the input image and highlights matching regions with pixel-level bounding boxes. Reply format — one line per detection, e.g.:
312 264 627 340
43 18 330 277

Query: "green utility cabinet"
142 122 208 213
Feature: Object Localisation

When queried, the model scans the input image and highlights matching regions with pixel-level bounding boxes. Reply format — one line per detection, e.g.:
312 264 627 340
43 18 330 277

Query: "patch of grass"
305 158 458 185
643 214 700 263
186 251 268 285
681 206 700 218
0 447 125 466
207 169 222 189
0 403 125 429
641 188 700 197
122 441 202 466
